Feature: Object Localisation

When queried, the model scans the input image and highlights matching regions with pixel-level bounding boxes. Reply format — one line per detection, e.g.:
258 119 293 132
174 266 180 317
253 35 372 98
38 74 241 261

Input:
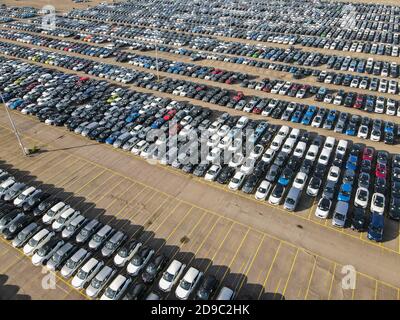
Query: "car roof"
110 274 127 290
183 267 200 282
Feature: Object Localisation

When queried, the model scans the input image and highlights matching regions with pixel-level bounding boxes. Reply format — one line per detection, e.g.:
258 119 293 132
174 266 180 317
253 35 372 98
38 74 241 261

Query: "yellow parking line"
258 241 282 300
84 174 115 200
216 228 251 289
273 278 282 299
236 233 265 295
0 255 25 274
327 263 337 300
113 185 147 219
64 169 106 201
374 280 378 300
203 222 235 272
304 258 317 300
281 248 299 298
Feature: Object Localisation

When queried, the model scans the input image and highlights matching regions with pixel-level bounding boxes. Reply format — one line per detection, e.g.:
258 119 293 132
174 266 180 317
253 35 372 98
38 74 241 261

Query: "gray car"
46 242 77 271
76 219 100 244
62 215 87 239
3 183 26 202
322 180 337 200
284 187 302 211
101 230 127 257
88 225 114 251
61 248 91 279
12 222 40 248
86 265 116 298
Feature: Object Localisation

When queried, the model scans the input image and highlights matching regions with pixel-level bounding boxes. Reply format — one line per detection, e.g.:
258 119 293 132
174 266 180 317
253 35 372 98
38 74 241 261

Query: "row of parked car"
1 40 398 147
66 1 400 58
5 25 400 125
0 170 236 300
1 57 398 244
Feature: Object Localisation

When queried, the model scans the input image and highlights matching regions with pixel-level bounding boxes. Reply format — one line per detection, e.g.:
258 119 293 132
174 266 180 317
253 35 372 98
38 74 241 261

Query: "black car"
123 283 147 300
242 174 259 194
22 192 50 212
195 274 219 300
32 197 61 217
142 254 168 284
2 215 32 240
389 196 400 221
351 207 367 232
216 167 235 184
193 163 210 177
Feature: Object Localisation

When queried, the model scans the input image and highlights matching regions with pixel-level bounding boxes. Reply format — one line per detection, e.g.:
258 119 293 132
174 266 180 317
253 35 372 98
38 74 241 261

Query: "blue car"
125 113 140 123
338 183 352 202
105 131 121 145
290 111 302 123
151 118 165 129
367 213 384 242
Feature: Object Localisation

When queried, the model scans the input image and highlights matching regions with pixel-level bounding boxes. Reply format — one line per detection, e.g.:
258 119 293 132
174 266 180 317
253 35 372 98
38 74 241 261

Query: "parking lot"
0 0 400 300
0 110 399 300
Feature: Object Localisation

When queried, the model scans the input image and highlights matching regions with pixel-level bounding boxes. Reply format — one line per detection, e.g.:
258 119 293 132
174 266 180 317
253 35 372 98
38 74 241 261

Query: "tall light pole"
0 93 28 156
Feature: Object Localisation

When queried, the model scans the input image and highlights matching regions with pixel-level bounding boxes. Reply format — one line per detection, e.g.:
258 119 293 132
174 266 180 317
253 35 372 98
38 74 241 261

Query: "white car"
255 180 272 200
207 133 221 148
228 172 246 190
71 258 104 289
315 198 332 219
23 228 55 256
175 267 203 300
305 145 319 161
159 260 186 292
131 140 149 155
206 147 222 163
262 148 275 164
327 166 341 183
281 138 295 154
357 125 369 139
292 172 307 190
204 165 222 181
370 193 385 214
355 187 369 209
370 130 381 142
235 116 248 129
277 125 289 137
100 275 131 300
292 141 306 158
249 144 264 160
323 137 336 152
270 135 284 151
240 158 256 175
318 148 331 166
31 238 64 266
114 240 142 267
51 208 79 232
228 153 244 168
42 202 68 224
13 186 37 207
126 246 154 276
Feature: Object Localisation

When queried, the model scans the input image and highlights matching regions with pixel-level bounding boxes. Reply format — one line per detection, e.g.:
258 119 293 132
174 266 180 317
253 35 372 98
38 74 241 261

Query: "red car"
163 109 176 121
233 91 244 101
362 147 374 161
354 95 365 109
375 163 387 179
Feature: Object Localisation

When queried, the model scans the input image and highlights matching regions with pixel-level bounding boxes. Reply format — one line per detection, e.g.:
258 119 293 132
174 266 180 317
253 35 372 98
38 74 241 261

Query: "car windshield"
56 217 66 224
92 234 103 243
104 287 117 299
336 213 345 221
374 197 384 207
28 237 39 247
65 259 77 269
180 280 192 291
37 246 49 257
17 232 27 241
105 241 115 250
51 253 62 263
66 224 76 232
163 271 174 282
91 278 103 289
77 269 88 280
132 256 143 266
146 263 156 274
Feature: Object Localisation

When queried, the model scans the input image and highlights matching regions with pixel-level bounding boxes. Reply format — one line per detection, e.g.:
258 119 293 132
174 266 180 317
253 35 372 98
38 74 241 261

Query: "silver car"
12 222 40 248
86 265 116 298
76 219 100 244
88 225 114 251
3 183 26 202
61 248 91 279
62 215 87 239
101 230 127 257
46 242 76 271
